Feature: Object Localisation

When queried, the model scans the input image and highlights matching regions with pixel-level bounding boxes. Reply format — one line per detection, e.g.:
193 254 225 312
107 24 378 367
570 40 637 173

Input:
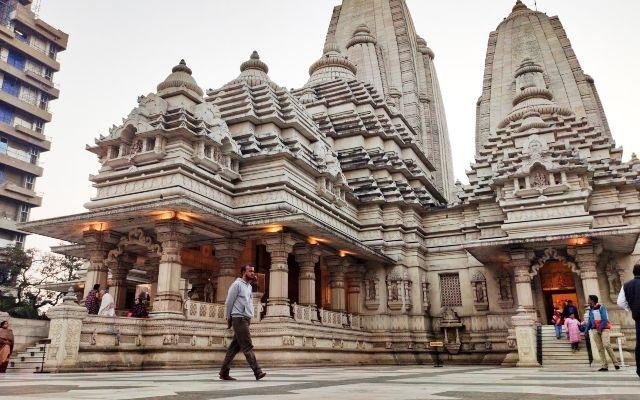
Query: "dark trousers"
635 319 640 375
220 317 261 375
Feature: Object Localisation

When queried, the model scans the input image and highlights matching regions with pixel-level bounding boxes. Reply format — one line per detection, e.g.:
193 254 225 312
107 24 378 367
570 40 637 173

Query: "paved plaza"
1 366 639 400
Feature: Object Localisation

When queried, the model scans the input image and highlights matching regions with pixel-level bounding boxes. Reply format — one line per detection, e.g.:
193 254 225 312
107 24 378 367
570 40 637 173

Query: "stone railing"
183 300 226 322
318 308 360 330
292 303 317 324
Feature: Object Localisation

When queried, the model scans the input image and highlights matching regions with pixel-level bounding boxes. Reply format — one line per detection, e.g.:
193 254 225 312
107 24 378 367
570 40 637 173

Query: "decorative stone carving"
439 306 463 354
603 257 624 304
386 265 412 311
364 269 380 310
45 289 87 371
470 271 489 311
495 270 514 309
420 274 430 312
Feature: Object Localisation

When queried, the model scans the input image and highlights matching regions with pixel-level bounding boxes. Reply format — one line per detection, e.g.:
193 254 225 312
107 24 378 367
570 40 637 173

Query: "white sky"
26 0 640 251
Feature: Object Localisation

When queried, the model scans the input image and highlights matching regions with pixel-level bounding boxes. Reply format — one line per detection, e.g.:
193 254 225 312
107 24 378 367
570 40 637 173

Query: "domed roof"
347 24 377 47
306 40 357 86
233 51 273 87
157 59 204 99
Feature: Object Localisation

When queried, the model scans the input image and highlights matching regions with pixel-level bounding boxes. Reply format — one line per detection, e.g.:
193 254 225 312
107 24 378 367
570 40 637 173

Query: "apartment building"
0 0 66 248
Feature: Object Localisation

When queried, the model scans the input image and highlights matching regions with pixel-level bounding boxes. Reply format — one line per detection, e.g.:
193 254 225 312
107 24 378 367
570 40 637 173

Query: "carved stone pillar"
151 220 191 318
293 243 321 309
571 244 602 303
109 253 135 311
510 249 539 366
346 265 363 314
213 238 246 303
82 230 118 299
326 256 347 312
45 289 87 371
263 233 296 318
511 250 535 316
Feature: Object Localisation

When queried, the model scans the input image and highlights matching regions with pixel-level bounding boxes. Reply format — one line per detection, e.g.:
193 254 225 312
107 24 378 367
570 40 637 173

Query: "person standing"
617 260 640 379
564 313 581 352
98 289 115 316
584 294 620 371
219 264 266 381
130 297 148 318
552 308 564 339
0 320 14 373
563 300 579 321
85 284 101 315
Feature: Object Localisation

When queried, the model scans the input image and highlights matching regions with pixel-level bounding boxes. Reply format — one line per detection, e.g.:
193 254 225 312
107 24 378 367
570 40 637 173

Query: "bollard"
616 336 628 368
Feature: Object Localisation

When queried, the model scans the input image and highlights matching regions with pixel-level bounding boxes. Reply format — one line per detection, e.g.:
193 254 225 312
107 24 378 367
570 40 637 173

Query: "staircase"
540 325 590 367
7 343 46 373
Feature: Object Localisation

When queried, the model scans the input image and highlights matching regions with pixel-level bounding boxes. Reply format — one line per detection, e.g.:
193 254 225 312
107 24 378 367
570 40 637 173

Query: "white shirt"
98 292 116 316
617 287 630 312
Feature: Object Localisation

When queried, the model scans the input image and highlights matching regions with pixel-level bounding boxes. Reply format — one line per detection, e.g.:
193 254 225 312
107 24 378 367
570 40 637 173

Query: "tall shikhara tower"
324 0 455 201
475 0 611 152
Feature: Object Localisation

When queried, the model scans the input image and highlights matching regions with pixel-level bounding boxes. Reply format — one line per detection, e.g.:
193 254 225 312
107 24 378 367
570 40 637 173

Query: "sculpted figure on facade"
364 269 380 310
470 271 489 311
386 266 412 311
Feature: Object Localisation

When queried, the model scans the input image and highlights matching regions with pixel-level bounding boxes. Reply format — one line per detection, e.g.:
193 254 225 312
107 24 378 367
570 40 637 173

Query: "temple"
16 0 639 371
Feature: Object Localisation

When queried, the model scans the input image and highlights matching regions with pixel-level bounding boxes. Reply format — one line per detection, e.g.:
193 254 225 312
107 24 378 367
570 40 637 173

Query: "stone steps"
7 344 47 373
540 326 590 367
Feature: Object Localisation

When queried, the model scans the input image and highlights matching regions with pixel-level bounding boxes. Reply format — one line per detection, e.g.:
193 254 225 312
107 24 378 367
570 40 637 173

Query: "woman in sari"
98 289 115 316
0 320 14 373
131 297 148 318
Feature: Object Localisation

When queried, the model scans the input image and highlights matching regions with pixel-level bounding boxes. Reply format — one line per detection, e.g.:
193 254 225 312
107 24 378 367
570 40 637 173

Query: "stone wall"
6 318 49 352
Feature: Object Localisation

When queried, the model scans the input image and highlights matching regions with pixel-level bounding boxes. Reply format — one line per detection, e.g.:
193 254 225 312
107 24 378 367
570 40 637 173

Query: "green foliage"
0 245 83 318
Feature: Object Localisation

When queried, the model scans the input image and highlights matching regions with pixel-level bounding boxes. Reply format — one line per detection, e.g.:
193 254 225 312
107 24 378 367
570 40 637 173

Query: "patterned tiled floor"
1 366 639 400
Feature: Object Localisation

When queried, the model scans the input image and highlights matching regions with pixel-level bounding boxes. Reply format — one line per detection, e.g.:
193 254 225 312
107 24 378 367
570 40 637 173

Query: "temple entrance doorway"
539 260 581 324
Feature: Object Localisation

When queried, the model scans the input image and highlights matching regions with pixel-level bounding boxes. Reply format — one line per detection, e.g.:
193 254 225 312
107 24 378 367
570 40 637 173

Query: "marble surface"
1 365 639 400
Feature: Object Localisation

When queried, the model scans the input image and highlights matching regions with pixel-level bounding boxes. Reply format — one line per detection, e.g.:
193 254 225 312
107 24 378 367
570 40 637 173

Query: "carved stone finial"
157 59 204 98
240 50 269 74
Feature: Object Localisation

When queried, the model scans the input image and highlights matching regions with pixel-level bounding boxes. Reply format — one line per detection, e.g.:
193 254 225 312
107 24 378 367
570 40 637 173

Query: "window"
38 93 49 110
0 103 14 125
439 273 462 307
0 165 4 184
24 174 34 190
29 147 39 164
110 146 119 159
7 50 26 70
145 137 155 152
48 44 57 60
0 136 7 153
14 233 25 249
18 204 29 222
44 67 53 81
33 119 44 133
19 85 38 105
204 145 212 158
13 28 28 43
2 75 20 96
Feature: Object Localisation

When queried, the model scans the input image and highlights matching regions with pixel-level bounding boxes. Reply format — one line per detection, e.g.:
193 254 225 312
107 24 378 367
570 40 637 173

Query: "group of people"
551 300 581 350
84 284 150 318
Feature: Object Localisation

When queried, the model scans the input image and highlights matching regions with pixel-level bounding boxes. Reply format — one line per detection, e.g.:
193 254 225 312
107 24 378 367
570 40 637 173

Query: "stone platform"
1 365 639 399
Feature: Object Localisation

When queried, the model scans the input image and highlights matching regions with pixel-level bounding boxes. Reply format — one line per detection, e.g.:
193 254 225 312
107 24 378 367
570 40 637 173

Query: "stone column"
570 244 605 364
45 289 87 372
82 230 118 299
151 220 191 318
213 238 246 303
293 243 321 308
263 233 296 318
109 254 135 311
346 264 363 314
571 244 602 303
326 256 347 312
509 250 539 367
511 250 535 317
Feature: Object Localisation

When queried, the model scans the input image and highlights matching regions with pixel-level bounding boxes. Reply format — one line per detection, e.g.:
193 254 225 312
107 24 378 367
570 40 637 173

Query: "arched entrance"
539 260 581 323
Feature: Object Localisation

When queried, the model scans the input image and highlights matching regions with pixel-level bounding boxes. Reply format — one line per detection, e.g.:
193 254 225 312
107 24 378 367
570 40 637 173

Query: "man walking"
219 264 266 381
617 261 640 379
584 294 620 371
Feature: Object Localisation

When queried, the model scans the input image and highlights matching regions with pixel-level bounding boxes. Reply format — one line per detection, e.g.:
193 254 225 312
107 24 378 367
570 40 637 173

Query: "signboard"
429 341 444 347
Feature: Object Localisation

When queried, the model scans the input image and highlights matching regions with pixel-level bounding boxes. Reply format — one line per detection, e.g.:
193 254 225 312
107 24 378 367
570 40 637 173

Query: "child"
564 313 581 352
551 308 563 339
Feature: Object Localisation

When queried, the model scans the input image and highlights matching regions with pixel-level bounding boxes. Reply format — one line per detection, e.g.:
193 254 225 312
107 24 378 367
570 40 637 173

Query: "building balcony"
0 89 52 122
0 217 18 233
0 181 42 206
0 123 51 151
0 61 59 98
0 24 61 71
13 7 68 50
0 150 43 176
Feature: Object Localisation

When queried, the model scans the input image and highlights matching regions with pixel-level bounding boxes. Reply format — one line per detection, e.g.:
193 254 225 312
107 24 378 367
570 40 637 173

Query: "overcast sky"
26 0 640 251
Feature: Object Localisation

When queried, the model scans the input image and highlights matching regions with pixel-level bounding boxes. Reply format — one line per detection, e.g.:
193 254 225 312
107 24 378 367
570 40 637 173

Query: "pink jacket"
564 318 581 343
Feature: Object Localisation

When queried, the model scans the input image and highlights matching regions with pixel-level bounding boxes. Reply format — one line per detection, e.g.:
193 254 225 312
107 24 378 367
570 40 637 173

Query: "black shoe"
614 365 620 370
598 367 609 372
255 371 267 380
219 372 237 381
